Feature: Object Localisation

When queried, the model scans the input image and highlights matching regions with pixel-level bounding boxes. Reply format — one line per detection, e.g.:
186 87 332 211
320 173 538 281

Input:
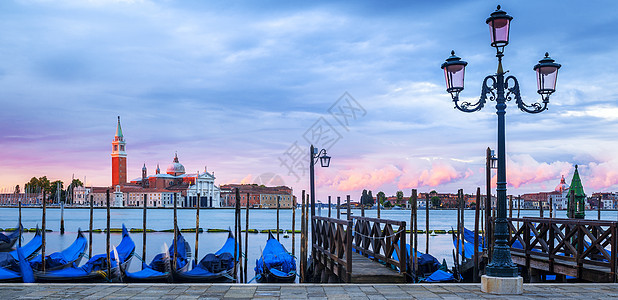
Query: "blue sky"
1 0 618 200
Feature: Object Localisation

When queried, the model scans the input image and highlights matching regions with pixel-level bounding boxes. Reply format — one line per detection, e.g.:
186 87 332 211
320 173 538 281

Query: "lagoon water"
2 207 617 280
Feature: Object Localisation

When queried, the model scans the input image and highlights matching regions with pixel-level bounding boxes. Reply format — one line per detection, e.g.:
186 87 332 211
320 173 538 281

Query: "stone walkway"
1 283 617 299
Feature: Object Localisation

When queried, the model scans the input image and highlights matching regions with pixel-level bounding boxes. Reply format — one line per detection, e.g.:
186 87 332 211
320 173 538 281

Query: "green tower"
567 165 586 219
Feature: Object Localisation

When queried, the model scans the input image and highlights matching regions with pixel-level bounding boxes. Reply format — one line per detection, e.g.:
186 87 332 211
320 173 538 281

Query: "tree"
384 200 392 208
396 191 404 201
431 196 441 208
367 190 374 206
377 191 385 205
50 180 65 203
360 189 368 206
14 185 20 194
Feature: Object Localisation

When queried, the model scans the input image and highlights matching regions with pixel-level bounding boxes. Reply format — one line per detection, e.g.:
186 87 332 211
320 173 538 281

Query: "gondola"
255 231 296 283
30 229 87 271
0 224 22 252
124 231 191 282
0 227 42 271
174 231 236 283
0 247 34 283
392 242 455 282
36 225 135 282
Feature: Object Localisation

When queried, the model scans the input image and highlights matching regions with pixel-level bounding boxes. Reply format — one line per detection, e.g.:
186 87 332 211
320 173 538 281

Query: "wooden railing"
507 217 618 281
312 216 353 282
351 216 407 274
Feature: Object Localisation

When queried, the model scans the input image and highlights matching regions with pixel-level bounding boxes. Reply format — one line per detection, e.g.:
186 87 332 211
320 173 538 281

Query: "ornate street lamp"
441 5 561 290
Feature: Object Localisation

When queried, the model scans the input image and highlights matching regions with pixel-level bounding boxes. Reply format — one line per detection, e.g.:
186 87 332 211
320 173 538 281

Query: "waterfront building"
220 184 294 208
72 117 221 208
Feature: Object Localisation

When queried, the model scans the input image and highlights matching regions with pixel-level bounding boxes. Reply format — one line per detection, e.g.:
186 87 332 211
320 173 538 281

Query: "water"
2 207 618 279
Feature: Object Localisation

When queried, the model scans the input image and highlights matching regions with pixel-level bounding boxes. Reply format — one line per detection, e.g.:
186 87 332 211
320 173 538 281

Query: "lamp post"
442 5 561 289
309 145 331 220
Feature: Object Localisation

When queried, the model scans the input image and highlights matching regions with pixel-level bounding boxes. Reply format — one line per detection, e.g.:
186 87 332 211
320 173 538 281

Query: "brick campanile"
111 116 127 186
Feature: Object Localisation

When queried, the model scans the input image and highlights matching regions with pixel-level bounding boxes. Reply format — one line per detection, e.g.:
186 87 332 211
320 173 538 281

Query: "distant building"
220 184 294 208
73 117 221 208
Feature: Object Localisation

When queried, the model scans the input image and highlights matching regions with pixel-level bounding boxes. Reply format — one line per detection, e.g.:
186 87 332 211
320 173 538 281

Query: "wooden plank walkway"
3 283 618 299
349 252 406 283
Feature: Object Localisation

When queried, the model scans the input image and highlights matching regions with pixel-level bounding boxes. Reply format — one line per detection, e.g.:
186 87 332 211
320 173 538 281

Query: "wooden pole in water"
346 195 351 221
509 195 513 220
305 193 310 280
60 201 65 235
300 190 305 283
195 190 200 265
598 196 602 220
233 188 240 282
474 187 481 283
337 196 341 219
361 199 365 217
89 194 93 258
277 195 280 241
540 201 544 218
244 192 249 284
142 193 147 269
455 189 460 267
425 193 429 254
377 193 381 219
42 189 46 273
517 195 521 228
292 195 296 257
18 199 21 247
328 196 331 218
411 189 417 278
106 189 110 278
238 192 244 283
173 192 178 271
549 195 553 219
461 189 465 261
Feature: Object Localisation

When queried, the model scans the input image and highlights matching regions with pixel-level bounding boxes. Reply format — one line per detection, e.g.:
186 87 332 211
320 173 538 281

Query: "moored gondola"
36 225 134 283
0 224 22 252
174 231 236 283
0 227 42 271
255 231 296 283
30 229 87 271
124 231 191 282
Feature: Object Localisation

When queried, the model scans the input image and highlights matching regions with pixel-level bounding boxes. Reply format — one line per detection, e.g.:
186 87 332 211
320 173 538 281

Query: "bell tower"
111 116 127 186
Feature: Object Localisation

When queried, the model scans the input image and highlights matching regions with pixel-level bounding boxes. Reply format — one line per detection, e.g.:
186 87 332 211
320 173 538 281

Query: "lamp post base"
481 275 523 295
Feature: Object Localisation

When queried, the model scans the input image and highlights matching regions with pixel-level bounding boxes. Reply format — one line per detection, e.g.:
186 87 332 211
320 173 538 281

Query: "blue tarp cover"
30 230 87 270
178 234 236 279
42 225 134 279
255 235 296 277
125 232 190 280
422 269 454 282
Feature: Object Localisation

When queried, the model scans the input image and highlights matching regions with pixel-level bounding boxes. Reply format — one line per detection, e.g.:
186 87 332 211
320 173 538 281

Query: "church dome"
555 175 569 193
166 153 185 176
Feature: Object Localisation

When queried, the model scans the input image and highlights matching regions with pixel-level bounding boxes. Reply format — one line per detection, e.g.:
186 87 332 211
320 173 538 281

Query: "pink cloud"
506 154 572 188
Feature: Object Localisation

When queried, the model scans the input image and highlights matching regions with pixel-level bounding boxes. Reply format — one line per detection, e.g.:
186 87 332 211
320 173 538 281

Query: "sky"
1 0 618 201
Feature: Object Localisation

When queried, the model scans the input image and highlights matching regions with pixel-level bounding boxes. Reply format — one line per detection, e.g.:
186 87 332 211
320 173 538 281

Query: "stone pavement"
1 283 617 299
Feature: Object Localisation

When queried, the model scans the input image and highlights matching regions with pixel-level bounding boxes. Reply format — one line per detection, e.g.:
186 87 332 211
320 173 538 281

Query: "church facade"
73 117 221 207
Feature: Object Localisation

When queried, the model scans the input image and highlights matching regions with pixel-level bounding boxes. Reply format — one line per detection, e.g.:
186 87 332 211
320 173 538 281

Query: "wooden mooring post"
300 190 305 283
346 195 351 221
89 194 93 259
195 188 201 266
244 193 249 283
410 189 418 279
377 193 381 218
292 195 296 257
142 193 147 269
598 196 602 220
455 190 460 269
337 196 341 219
173 193 178 272
60 201 65 235
233 188 240 283
509 195 513 220
361 200 365 217
42 190 46 273
277 195 280 241
328 196 331 218
425 193 429 254
106 189 110 279
474 187 480 282
18 199 21 247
